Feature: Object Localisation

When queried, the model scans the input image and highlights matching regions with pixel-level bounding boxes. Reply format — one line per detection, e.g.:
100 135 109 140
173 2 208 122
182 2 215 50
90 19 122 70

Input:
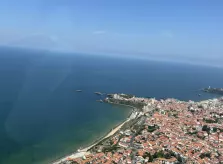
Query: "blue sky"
0 0 223 65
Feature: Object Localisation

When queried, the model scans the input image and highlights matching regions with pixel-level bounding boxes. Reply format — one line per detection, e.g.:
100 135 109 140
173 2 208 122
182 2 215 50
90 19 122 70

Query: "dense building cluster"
59 95 223 164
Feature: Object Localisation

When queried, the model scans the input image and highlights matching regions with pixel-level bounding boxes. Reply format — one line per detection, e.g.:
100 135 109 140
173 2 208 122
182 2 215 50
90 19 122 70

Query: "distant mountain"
7 34 58 50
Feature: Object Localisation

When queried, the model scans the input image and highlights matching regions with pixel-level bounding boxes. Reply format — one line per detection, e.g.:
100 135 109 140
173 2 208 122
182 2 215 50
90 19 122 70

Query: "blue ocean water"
0 47 222 164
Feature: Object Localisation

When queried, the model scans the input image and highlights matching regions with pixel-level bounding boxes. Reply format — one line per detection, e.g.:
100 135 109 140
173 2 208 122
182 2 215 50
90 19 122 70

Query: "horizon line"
0 45 222 70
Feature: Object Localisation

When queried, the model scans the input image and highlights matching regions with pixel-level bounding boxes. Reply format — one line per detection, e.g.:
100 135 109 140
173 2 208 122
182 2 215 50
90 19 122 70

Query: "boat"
76 90 82 92
94 92 103 95
96 100 103 103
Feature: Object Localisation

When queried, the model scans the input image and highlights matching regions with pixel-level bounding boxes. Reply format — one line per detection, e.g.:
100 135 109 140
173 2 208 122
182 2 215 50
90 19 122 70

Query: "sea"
0 47 222 164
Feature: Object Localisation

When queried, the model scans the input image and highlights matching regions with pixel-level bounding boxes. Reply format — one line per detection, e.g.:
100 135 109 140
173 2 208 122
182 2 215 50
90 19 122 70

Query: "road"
130 115 146 164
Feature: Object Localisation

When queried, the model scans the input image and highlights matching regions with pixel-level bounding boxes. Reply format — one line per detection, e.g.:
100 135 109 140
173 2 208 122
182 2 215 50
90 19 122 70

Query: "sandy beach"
52 118 130 164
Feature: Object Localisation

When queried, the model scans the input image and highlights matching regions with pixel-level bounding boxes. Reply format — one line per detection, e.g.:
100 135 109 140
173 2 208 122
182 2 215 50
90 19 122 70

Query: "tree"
177 154 182 163
202 125 211 141
143 152 150 159
207 127 211 141
200 152 211 159
156 150 164 158
213 127 217 132
217 129 220 147
148 153 153 162
202 125 208 131
130 153 135 160
164 153 171 159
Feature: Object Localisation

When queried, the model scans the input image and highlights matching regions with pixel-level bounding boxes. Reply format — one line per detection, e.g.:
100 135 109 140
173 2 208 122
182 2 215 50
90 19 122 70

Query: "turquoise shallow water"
0 47 223 164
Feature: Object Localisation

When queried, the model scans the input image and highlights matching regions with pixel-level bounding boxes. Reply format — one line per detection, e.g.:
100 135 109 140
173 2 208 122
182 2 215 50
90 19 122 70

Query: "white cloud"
161 31 174 38
92 30 106 35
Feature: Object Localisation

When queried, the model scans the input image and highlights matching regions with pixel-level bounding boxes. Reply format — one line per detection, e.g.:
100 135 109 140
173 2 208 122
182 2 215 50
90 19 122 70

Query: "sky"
0 0 223 66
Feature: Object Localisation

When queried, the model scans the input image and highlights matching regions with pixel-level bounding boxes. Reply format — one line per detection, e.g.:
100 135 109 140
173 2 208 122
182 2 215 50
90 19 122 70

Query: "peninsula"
203 87 223 95
53 94 223 164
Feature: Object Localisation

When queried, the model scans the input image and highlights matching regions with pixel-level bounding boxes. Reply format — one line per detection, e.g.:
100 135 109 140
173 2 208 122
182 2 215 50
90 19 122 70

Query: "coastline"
51 95 223 164
51 105 134 164
107 101 136 110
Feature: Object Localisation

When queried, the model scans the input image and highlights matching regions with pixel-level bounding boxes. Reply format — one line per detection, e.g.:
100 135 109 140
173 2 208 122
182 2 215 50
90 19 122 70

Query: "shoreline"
51 104 134 164
107 101 136 110
51 96 223 164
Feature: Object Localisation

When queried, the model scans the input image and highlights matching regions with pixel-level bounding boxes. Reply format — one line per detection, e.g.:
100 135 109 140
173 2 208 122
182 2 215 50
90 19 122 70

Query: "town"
56 94 223 164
